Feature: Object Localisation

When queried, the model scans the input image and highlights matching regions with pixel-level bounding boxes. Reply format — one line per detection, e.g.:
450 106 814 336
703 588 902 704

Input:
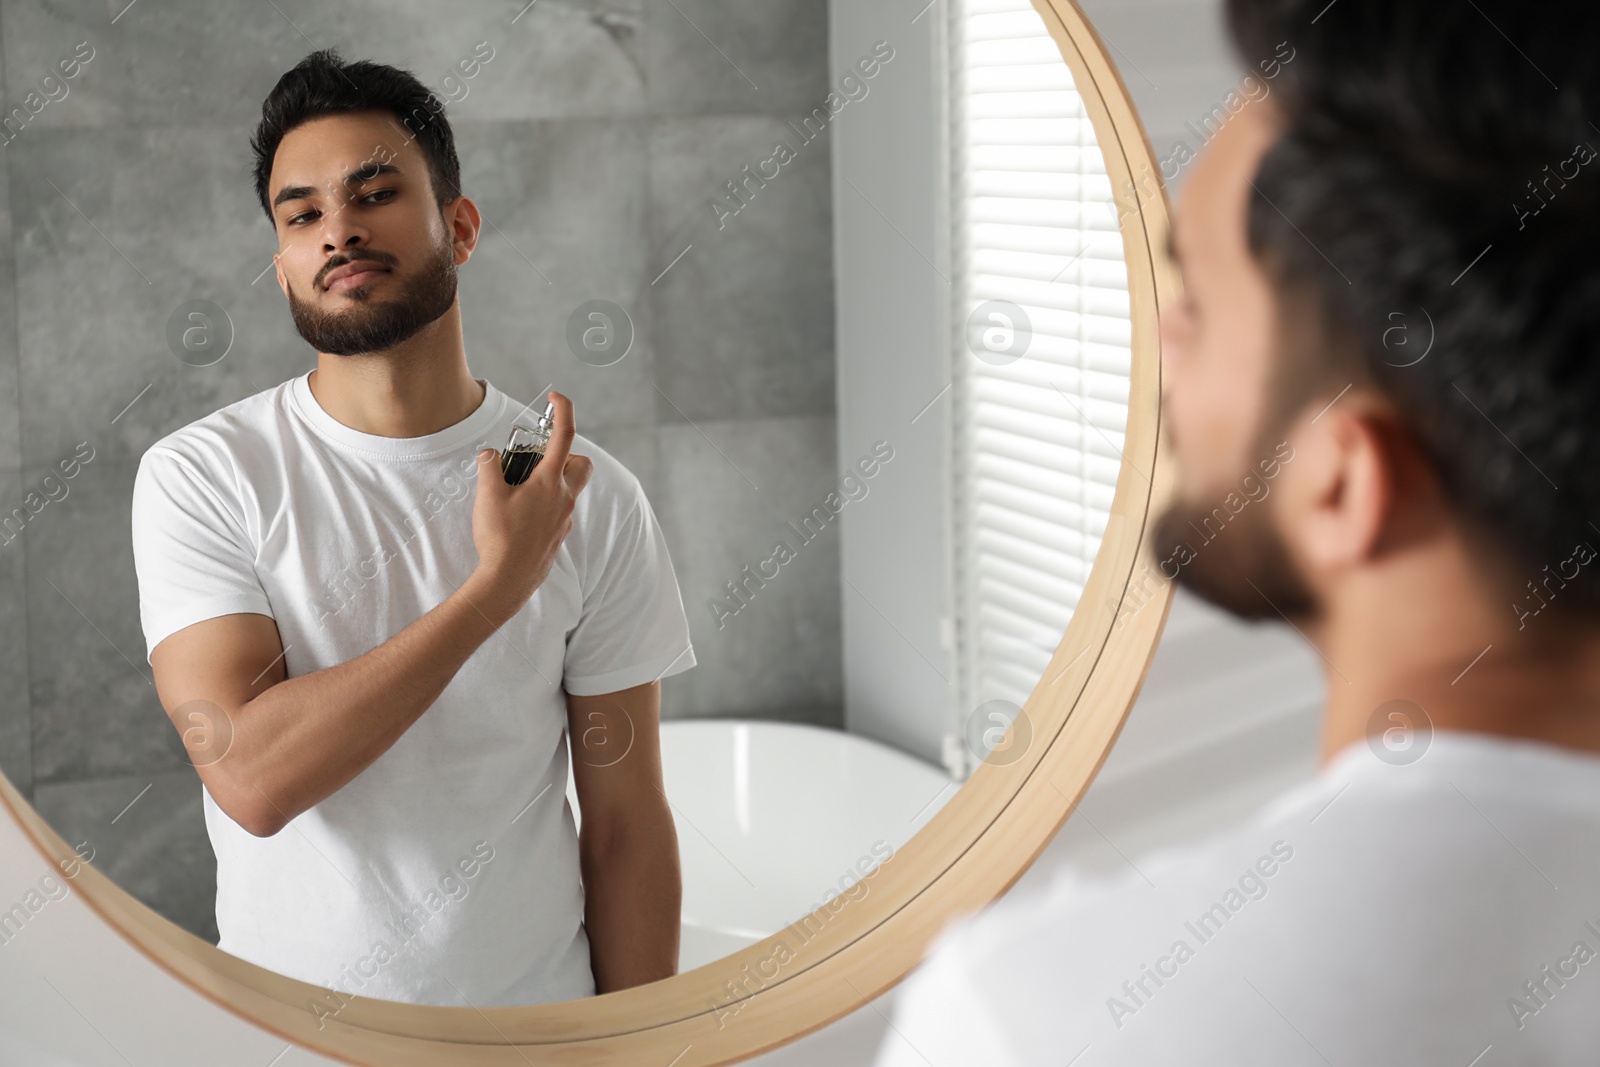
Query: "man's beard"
1149 435 1319 624
287 238 457 357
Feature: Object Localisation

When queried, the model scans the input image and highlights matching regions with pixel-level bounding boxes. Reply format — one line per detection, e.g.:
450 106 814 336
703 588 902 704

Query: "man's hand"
471 389 593 620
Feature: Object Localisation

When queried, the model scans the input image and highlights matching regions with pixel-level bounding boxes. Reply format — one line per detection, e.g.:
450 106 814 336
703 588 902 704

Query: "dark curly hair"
248 47 462 226
1225 0 1600 615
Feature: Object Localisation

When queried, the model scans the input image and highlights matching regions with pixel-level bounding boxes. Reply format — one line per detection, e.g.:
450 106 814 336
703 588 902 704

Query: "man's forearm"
224 569 519 835
581 802 682 993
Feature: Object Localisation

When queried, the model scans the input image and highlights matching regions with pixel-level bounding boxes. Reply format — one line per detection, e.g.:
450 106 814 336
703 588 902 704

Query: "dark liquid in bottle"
501 446 543 485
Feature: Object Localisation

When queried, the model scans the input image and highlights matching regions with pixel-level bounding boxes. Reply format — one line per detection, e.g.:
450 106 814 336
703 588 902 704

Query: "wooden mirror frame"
0 0 1177 1061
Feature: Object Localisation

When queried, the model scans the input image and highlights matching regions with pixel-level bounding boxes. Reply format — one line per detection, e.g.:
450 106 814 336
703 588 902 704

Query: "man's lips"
323 263 390 292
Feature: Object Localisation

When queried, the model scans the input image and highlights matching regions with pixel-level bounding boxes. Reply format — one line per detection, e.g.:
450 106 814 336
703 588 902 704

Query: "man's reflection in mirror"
131 48 696 1010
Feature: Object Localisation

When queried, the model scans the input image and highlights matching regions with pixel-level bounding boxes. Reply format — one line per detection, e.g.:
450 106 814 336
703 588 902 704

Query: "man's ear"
1291 398 1397 574
273 252 288 298
445 195 482 266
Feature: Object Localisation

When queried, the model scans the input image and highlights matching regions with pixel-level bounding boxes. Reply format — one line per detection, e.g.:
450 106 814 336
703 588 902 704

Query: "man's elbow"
238 807 287 838
202 773 286 838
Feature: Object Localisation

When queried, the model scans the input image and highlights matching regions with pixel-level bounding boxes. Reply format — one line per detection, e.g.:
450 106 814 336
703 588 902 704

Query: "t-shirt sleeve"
130 445 275 665
562 481 697 697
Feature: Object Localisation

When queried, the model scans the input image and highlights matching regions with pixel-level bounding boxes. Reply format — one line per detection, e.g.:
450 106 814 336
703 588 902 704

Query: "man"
130 49 695 1011
876 1 1600 1062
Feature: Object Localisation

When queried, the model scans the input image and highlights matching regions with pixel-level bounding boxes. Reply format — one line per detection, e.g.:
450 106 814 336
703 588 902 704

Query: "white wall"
830 0 957 765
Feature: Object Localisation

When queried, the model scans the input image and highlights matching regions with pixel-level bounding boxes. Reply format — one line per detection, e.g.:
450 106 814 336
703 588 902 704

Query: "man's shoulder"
937 801 1313 972
888 738 1600 1063
569 431 637 489
138 378 291 475
562 430 647 519
924 732 1600 986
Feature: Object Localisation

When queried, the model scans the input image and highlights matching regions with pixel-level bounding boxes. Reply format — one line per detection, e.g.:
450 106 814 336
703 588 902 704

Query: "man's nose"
319 198 371 253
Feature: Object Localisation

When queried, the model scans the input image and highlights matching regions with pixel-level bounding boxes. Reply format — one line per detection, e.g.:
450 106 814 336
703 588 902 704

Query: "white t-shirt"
129 369 696 1009
875 730 1600 1066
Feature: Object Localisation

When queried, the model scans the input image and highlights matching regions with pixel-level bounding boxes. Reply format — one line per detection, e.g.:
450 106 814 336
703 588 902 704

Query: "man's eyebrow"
272 162 404 211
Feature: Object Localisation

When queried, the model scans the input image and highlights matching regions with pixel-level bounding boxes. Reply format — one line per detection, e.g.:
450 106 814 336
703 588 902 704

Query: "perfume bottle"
501 401 556 485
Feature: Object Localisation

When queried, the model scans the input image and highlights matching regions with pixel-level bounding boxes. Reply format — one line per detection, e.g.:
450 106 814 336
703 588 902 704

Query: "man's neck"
306 316 484 439
1313 555 1600 765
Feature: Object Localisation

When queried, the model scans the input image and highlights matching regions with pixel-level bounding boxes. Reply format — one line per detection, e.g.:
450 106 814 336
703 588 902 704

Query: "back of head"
1223 0 1600 616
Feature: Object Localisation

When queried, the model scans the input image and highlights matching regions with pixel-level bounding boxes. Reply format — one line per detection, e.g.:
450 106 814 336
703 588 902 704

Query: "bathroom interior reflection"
2 0 1132 987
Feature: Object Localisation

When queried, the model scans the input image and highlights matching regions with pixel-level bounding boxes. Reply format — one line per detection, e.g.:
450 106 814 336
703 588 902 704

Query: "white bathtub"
566 718 956 971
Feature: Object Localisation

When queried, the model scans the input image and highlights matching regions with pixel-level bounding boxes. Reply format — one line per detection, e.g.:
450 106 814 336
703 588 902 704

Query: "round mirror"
0 0 1174 1061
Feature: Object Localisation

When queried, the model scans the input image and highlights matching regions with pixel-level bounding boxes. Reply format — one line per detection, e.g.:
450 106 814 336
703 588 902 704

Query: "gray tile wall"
0 0 836 941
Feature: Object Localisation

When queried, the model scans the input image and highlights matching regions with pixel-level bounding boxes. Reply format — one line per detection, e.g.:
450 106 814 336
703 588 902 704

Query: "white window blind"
949 0 1133 738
